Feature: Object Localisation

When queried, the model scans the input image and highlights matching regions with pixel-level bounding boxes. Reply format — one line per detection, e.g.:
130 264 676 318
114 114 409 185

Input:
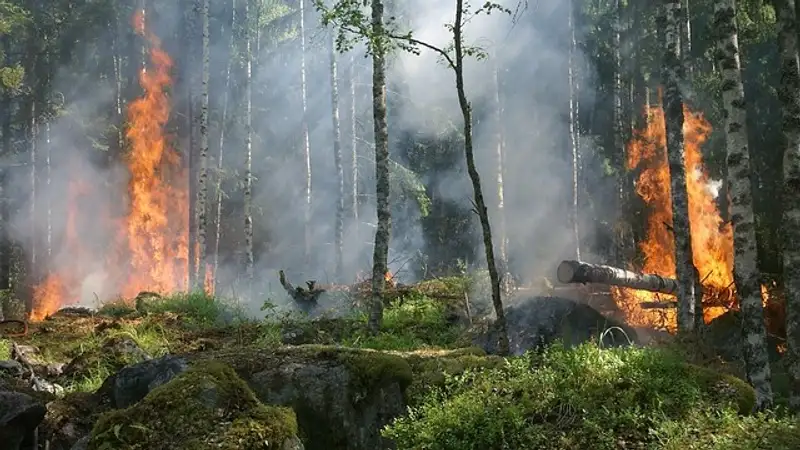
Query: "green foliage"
390 158 431 216
0 338 10 360
656 409 800 449
382 343 758 450
99 292 247 329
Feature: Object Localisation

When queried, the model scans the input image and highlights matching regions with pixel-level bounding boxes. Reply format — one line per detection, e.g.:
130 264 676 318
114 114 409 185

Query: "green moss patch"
88 361 298 450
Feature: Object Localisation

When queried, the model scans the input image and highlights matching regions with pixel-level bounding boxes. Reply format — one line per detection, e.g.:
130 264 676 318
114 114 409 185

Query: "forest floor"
1 277 799 449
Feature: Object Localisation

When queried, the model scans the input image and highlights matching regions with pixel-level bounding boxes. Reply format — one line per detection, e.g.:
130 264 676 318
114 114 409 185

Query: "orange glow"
29 11 210 320
612 102 733 331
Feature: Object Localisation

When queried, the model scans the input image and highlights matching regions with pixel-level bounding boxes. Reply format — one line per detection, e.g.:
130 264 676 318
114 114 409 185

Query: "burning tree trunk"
713 0 774 410
243 0 255 299
774 0 800 412
661 1 702 332
300 0 312 262
568 0 580 261
193 0 210 291
557 260 680 295
367 0 391 334
213 0 236 287
329 30 345 282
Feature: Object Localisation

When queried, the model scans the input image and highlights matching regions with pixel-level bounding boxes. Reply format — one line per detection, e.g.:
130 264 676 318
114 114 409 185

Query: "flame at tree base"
613 102 775 332
29 11 211 320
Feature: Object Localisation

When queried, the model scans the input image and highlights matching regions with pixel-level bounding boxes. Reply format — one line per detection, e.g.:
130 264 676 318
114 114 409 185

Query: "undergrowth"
382 342 799 450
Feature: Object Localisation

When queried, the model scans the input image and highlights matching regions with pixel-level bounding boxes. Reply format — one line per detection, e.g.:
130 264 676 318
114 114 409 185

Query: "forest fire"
29 12 196 320
612 104 735 331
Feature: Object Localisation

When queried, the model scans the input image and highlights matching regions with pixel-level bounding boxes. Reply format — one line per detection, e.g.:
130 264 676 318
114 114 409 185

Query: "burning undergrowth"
30 12 200 320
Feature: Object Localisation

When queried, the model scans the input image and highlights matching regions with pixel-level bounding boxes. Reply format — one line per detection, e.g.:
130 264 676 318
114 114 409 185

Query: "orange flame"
28 11 209 320
613 102 733 331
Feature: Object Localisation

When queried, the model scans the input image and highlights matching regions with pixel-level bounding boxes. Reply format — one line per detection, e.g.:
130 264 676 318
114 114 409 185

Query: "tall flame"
613 103 733 331
29 11 202 320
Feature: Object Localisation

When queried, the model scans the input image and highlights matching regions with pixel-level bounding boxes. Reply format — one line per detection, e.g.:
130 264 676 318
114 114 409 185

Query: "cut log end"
556 260 580 283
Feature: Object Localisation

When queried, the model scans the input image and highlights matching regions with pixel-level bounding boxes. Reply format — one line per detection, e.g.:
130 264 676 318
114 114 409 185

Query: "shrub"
383 343 758 450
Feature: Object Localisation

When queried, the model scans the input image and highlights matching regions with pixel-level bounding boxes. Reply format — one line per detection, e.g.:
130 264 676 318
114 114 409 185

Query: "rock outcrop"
87 362 303 450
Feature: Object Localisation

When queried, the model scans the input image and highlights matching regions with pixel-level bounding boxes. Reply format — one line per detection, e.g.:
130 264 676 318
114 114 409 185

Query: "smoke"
5 0 612 317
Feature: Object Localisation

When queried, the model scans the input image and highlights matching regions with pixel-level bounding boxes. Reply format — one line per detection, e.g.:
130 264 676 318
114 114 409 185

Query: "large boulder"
87 362 303 450
193 346 412 450
96 355 189 409
471 296 639 355
0 390 47 450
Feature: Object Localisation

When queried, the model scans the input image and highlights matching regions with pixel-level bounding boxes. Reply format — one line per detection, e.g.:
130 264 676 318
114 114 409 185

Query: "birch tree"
243 0 255 299
773 0 800 412
568 0 580 261
194 0 210 291
661 0 700 333
329 29 345 282
213 0 236 284
713 0 773 410
300 0 312 262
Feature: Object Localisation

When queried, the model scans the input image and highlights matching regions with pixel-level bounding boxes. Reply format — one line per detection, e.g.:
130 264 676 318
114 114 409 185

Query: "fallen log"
556 260 680 295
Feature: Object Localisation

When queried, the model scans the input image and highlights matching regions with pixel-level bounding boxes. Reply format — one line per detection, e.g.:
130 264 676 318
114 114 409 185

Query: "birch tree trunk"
681 0 693 78
300 0 312 261
194 0 210 291
454 0 509 355
367 0 391 334
612 0 634 266
349 53 359 228
774 0 800 412
27 96 37 311
243 0 255 299
184 0 198 290
713 0 773 409
568 0 580 261
213 0 236 286
329 31 345 282
662 0 700 333
492 64 509 275
1 50 11 319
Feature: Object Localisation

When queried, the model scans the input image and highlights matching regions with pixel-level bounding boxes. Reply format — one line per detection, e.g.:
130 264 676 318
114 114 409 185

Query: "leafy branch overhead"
313 0 511 68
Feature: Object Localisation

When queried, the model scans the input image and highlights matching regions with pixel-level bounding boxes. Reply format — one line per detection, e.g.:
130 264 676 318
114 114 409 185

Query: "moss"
0 338 11 360
87 361 298 450
402 350 505 403
685 363 756 413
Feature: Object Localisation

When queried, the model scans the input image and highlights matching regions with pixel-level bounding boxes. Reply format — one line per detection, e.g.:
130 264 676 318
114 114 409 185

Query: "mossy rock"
190 345 412 450
87 362 301 450
399 347 506 404
684 364 756 414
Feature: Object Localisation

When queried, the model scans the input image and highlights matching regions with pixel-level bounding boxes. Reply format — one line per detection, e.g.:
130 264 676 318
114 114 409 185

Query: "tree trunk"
349 53 359 228
661 0 701 333
713 0 774 411
329 30 345 282
213 0 236 289
557 260 680 294
774 0 800 412
367 0 391 334
300 0 312 262
1 51 11 319
193 0 210 291
243 0 255 299
568 0 580 260
184 0 198 290
492 64 509 277
454 0 509 355
27 96 37 314
681 0 693 79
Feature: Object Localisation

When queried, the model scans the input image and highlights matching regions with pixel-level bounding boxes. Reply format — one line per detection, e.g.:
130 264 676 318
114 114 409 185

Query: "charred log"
278 270 326 312
556 260 679 295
